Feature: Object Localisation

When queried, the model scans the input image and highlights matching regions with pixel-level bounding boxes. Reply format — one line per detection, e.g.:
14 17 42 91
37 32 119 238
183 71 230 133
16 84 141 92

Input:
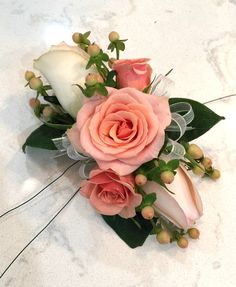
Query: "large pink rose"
67 87 171 175
112 58 152 91
80 169 142 218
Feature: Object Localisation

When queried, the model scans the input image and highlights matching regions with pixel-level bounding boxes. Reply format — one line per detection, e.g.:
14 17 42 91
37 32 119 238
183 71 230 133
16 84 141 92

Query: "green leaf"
22 124 65 152
116 41 125 51
86 58 94 69
108 42 115 51
43 96 61 105
105 70 117 88
83 31 91 38
43 121 72 131
84 86 96 97
167 159 179 170
102 213 154 248
96 84 108 96
101 52 109 62
168 98 225 141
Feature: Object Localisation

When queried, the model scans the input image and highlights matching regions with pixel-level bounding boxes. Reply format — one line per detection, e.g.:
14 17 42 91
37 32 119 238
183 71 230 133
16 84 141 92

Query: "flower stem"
115 43 119 60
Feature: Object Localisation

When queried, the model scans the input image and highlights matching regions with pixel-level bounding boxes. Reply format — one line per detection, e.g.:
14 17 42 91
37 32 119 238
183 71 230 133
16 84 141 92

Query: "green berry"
160 170 175 184
156 230 171 244
187 144 203 159
109 31 120 42
29 77 43 90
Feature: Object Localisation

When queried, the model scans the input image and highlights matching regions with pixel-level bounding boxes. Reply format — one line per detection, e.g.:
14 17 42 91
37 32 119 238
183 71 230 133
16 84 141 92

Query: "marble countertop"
0 0 236 286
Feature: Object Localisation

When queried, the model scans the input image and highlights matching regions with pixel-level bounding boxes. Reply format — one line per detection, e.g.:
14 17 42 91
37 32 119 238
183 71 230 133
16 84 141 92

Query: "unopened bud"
72 32 81 44
135 174 147 186
25 71 35 81
211 169 221 180
85 73 97 86
42 106 54 119
141 206 154 220
29 77 43 90
188 228 200 239
177 237 188 248
202 157 212 169
160 170 175 184
156 230 171 244
187 144 203 159
87 44 100 57
96 74 104 83
109 31 120 42
29 98 40 109
192 164 205 177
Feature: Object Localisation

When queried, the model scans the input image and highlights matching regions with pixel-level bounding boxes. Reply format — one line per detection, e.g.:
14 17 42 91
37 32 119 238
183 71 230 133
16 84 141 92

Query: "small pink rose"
143 167 203 229
67 87 171 175
80 169 142 218
112 58 152 91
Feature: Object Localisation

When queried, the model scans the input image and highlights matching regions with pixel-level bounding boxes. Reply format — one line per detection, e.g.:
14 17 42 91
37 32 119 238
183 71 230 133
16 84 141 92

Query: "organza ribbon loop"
166 139 186 159
166 102 194 141
151 74 175 97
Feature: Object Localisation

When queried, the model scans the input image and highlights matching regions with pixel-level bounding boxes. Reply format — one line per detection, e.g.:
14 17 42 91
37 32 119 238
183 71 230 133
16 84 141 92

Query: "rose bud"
109 31 120 42
187 144 203 159
25 70 35 81
192 164 205 177
141 206 155 220
29 77 43 90
112 58 152 91
87 44 100 57
210 169 221 180
201 157 212 169
85 73 98 86
29 98 40 109
188 228 200 239
143 167 203 230
156 230 171 244
177 237 188 248
72 32 81 44
135 174 147 186
42 106 54 119
160 170 175 184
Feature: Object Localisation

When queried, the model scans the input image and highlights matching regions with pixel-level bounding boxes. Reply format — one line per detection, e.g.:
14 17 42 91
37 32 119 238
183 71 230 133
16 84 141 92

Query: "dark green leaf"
101 53 109 62
168 98 225 141
86 58 94 69
43 96 61 105
84 86 96 97
167 159 179 170
108 42 115 51
22 124 64 152
116 41 125 51
43 121 72 130
135 160 156 175
102 213 154 248
105 70 117 88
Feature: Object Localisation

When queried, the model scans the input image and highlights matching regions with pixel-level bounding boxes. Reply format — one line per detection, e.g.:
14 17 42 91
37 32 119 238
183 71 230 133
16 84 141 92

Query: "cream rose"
34 42 96 118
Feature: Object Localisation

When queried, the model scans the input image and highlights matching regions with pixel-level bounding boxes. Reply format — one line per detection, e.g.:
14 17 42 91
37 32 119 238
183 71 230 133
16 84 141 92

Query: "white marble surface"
0 0 236 286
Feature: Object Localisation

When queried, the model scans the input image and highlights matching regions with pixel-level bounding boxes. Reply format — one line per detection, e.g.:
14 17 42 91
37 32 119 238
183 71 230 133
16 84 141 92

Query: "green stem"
101 62 109 75
184 153 210 176
115 43 119 60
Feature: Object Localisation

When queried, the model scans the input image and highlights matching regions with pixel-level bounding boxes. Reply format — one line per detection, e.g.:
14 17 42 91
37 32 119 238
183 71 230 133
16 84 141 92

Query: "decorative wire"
203 94 236 105
0 187 80 279
0 160 80 219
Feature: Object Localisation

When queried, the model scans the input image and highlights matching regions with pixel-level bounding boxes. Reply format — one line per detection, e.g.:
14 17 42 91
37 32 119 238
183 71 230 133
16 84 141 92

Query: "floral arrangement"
23 31 223 249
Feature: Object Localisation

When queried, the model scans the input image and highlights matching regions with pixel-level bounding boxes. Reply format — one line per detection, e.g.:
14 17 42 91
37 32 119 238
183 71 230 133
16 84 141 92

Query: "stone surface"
0 0 236 286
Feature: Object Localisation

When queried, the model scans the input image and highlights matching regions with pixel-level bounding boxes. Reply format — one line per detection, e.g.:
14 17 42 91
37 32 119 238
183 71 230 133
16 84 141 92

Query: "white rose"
34 42 96 118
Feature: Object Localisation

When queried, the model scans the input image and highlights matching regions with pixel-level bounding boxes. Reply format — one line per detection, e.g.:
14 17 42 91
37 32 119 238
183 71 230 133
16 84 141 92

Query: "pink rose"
112 58 152 91
143 167 203 229
80 169 142 218
67 87 171 175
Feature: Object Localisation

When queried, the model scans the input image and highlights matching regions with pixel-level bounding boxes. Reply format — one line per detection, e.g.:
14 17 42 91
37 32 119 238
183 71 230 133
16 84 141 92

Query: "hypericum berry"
141 206 154 220
109 31 120 42
177 237 188 248
192 164 205 177
201 157 212 169
87 44 100 57
85 73 98 86
187 144 203 159
160 170 175 184
29 98 40 109
135 174 147 186
29 77 43 90
72 32 81 44
96 74 104 83
210 169 221 180
42 106 54 119
188 228 200 239
25 70 35 81
156 230 171 244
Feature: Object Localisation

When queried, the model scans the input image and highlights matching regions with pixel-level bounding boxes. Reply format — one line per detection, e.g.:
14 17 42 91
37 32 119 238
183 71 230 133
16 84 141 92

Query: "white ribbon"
151 74 175 97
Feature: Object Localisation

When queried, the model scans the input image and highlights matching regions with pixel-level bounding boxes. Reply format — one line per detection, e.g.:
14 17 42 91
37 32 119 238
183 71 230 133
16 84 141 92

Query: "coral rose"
67 87 171 175
112 58 152 91
80 169 142 218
